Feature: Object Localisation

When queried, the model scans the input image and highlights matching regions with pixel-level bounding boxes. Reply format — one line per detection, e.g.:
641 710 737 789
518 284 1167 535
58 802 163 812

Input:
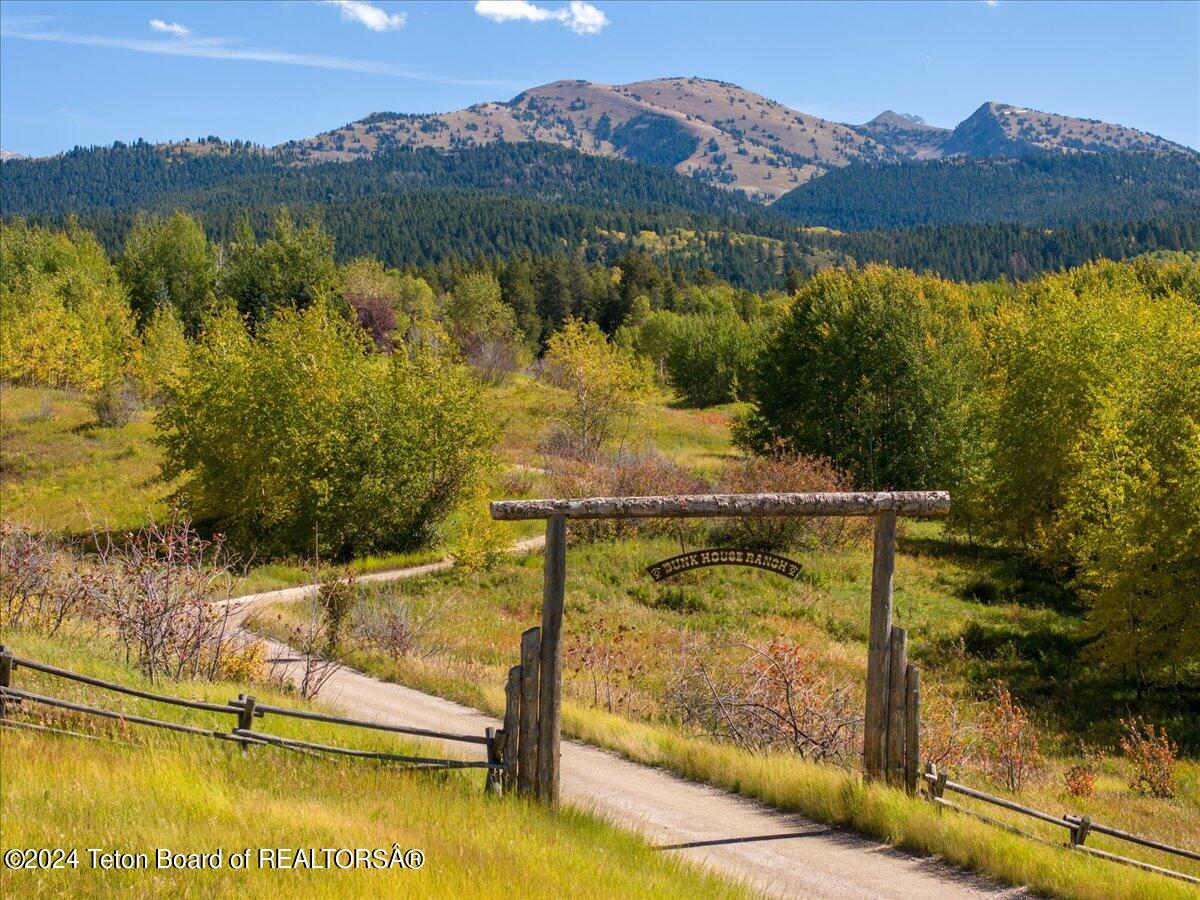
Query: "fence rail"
924 764 1200 886
0 647 501 781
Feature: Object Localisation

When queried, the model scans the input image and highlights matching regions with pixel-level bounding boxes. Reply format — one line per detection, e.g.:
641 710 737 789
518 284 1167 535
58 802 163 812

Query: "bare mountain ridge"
856 110 950 159
936 101 1191 158
8 79 1190 205
284 77 894 200
860 101 1193 161
282 80 1192 201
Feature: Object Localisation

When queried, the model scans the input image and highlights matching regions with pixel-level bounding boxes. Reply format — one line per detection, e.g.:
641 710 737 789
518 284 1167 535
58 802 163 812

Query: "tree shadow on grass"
899 531 1080 615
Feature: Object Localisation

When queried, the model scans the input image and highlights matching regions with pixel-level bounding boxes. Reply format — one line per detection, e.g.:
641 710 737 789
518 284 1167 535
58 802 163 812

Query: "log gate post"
537 514 567 807
502 666 521 793
864 510 897 782
517 627 541 797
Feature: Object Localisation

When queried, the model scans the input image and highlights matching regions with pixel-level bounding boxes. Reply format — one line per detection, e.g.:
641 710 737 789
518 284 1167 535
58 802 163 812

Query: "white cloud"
475 0 609 35
149 19 190 37
561 1 607 35
982 1 999 6
0 25 510 86
323 1 407 32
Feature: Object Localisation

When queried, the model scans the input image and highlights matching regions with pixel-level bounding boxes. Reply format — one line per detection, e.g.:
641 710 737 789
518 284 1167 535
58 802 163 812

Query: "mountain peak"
942 101 1193 157
866 110 932 129
288 77 891 201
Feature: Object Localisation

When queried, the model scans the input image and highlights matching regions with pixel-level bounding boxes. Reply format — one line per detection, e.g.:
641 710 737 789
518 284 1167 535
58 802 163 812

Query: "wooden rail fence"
924 763 1200 886
0 646 501 782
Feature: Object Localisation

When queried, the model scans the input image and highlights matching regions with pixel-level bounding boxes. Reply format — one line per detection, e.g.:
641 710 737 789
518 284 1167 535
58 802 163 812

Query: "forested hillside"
775 153 1200 229
5 139 1198 288
811 216 1200 281
0 140 769 221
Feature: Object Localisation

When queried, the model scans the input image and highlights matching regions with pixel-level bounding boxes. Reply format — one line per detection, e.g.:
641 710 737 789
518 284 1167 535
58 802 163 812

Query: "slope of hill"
4 80 1193 214
937 101 1193 158
289 84 1193 201
854 111 949 159
774 152 1200 229
284 77 892 200
0 139 774 222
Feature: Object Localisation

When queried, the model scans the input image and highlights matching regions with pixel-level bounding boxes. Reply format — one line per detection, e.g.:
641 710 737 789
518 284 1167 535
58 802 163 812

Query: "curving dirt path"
228 543 1025 900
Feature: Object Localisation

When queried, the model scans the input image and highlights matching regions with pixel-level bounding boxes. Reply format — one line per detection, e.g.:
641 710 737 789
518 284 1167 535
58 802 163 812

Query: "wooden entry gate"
490 490 950 806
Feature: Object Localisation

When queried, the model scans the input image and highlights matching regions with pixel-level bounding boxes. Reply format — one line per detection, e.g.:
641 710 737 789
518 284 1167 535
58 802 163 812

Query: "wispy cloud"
322 1 406 33
982 1 999 6
0 24 512 87
149 19 190 37
55 107 84 124
475 1 609 36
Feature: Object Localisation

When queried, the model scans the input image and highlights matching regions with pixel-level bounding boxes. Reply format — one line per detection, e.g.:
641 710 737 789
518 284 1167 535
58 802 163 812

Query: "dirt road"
231 545 1023 899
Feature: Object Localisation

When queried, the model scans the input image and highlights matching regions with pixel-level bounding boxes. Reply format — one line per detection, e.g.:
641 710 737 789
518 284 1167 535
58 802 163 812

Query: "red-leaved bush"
977 682 1042 792
1120 717 1177 798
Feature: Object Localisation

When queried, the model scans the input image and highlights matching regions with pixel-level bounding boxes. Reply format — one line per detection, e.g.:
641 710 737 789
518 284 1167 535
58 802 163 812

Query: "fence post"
885 627 908 788
864 510 897 781
517 627 541 797
236 694 257 752
904 664 920 797
0 646 12 719
1070 815 1092 849
485 727 502 794
503 665 520 794
537 514 567 807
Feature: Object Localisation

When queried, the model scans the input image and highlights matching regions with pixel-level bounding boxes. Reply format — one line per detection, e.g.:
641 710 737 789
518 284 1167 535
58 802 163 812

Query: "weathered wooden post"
885 627 908 787
485 727 502 794
537 514 567 807
502 665 521 793
1069 814 1092 849
864 509 897 781
517 626 541 797
904 663 921 796
0 646 13 719
236 693 257 752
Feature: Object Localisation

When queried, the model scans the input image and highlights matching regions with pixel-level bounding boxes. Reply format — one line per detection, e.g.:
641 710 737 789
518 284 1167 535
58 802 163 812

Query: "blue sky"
2 1 1197 156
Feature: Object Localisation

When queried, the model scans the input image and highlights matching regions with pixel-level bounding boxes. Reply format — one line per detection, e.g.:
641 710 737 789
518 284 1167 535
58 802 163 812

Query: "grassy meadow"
4 377 1198 898
0 628 744 900
250 533 1200 897
0 377 735 591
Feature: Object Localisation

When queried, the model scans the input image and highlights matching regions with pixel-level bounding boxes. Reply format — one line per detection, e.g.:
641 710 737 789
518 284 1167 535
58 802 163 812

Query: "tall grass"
0 629 744 899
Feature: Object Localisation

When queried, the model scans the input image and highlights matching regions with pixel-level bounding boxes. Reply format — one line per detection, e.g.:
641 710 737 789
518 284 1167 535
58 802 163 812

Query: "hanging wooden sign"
646 547 802 582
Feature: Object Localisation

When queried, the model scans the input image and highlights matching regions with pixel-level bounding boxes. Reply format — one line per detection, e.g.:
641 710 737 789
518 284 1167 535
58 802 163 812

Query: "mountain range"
280 78 1194 201
2 76 1197 287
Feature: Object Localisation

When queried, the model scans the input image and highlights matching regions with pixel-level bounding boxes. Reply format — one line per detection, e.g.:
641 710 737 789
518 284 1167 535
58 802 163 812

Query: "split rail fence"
924 763 1200 886
0 646 502 782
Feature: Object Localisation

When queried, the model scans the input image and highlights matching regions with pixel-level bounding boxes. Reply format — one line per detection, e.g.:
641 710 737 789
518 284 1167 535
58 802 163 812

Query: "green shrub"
118 211 217 334
158 305 495 559
445 272 529 384
971 259 1200 683
218 211 338 323
0 220 135 390
736 266 982 490
662 312 761 407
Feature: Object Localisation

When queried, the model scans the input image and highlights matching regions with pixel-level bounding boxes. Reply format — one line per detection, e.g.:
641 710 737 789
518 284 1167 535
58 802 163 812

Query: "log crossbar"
0 647 495 782
491 491 950 521
924 767 1200 886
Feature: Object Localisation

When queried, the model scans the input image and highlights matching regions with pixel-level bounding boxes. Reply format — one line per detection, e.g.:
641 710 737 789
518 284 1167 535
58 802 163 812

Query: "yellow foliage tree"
0 221 135 391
